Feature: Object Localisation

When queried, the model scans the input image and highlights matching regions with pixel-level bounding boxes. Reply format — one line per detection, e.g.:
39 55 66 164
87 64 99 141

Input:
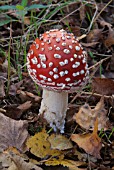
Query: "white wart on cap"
27 29 89 92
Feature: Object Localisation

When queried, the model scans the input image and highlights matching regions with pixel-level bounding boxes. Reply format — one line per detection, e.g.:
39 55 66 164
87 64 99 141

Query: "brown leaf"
71 119 102 158
92 77 114 95
79 5 86 21
110 53 114 71
48 134 73 150
87 29 103 43
9 80 23 96
24 17 30 25
73 97 110 130
17 90 41 102
81 42 99 47
73 103 93 130
0 113 28 152
98 19 112 29
104 27 114 48
17 101 32 112
9 152 43 170
4 105 22 119
0 79 5 98
0 152 43 170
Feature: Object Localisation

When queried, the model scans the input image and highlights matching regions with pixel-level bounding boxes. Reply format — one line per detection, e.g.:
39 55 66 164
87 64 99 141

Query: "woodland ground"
0 0 114 170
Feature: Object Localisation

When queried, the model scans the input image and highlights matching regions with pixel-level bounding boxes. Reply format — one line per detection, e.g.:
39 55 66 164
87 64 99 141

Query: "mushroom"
27 29 89 133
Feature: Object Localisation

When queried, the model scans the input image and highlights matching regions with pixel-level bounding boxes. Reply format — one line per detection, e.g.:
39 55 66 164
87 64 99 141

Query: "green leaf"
21 0 28 7
26 4 48 10
0 14 13 26
0 5 16 10
16 5 24 10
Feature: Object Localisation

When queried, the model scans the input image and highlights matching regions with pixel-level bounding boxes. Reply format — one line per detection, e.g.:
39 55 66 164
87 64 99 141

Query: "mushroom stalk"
39 88 68 133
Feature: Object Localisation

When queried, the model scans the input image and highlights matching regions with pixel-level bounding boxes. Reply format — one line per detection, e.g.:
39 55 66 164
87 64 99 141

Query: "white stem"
39 89 68 133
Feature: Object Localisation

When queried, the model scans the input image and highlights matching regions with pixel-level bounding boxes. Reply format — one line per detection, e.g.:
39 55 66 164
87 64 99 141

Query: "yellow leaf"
26 129 62 159
45 158 86 170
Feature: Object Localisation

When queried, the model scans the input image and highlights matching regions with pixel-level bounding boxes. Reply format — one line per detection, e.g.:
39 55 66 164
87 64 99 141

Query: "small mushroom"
27 29 89 133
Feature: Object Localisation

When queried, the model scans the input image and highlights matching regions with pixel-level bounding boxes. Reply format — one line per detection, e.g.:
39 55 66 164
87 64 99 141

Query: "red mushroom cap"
27 29 89 92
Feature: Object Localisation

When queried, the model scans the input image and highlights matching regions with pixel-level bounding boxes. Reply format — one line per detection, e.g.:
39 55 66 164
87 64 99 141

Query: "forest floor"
0 0 114 170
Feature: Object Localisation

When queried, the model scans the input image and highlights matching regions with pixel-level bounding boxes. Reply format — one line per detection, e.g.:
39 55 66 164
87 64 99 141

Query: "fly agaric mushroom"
27 29 89 133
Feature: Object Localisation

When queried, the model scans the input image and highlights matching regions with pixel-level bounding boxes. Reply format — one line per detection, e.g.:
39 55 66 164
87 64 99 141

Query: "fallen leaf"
74 103 93 130
26 129 63 159
24 17 30 25
110 53 114 71
87 29 103 43
9 81 23 96
98 19 112 29
104 27 114 48
17 101 32 112
25 91 41 102
73 97 110 130
4 106 22 119
0 112 28 152
9 152 43 170
71 119 102 158
48 134 73 150
1 58 16 74
0 79 5 98
79 5 86 21
0 151 43 170
81 42 99 47
0 152 17 170
45 158 86 170
17 90 41 102
92 77 114 95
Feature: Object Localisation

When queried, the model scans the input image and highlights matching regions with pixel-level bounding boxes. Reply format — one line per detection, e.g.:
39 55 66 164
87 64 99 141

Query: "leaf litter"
71 119 102 159
73 97 111 130
0 0 114 170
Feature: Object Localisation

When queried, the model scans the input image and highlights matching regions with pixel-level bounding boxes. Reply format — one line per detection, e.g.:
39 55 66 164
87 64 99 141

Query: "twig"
81 91 114 99
87 2 98 33
94 0 113 22
59 2 88 23
88 56 111 70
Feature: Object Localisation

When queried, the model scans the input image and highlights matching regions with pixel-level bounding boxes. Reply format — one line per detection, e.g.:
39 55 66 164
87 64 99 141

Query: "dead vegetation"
0 0 114 170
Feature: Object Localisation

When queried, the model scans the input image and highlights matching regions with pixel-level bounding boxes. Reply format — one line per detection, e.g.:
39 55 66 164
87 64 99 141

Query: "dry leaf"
26 129 63 159
81 42 99 47
110 53 114 71
104 27 114 48
0 152 17 170
17 101 32 112
9 152 43 170
48 134 73 150
73 97 110 130
98 19 112 29
0 112 28 152
92 77 114 95
3 106 22 119
24 17 30 25
0 79 5 98
9 81 23 96
45 158 86 170
17 90 41 102
79 5 86 21
87 29 103 43
71 119 102 159
0 152 43 170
